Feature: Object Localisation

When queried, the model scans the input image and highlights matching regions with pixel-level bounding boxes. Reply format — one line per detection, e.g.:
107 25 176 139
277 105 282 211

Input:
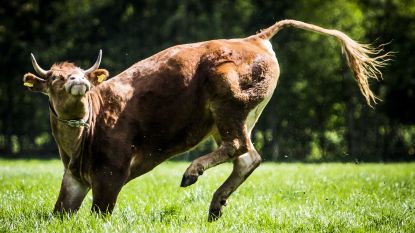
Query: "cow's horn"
30 53 48 78
84 49 102 74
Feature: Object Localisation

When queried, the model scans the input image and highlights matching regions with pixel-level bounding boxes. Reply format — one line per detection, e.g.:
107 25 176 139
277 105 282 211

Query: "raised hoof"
208 208 222 222
180 174 198 187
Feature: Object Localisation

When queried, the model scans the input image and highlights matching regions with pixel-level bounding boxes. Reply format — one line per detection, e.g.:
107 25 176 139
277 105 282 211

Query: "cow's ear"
23 73 47 93
87 69 109 85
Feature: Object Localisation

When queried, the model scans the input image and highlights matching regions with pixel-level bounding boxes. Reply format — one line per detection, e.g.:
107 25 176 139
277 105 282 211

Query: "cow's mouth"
66 83 90 96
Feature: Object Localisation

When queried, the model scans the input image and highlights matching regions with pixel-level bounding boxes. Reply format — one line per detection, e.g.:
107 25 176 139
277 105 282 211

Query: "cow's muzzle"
65 79 91 96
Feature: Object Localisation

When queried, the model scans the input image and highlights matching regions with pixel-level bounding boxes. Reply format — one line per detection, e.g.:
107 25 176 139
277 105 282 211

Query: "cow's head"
23 50 109 116
23 50 108 95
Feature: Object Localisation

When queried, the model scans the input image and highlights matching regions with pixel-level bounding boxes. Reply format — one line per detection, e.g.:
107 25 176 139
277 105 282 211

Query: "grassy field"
0 159 414 232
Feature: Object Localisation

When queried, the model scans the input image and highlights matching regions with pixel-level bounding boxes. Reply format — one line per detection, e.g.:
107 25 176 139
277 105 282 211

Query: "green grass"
0 159 414 232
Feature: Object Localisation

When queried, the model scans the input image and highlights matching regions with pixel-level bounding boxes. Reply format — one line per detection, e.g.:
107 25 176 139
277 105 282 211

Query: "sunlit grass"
1 159 414 232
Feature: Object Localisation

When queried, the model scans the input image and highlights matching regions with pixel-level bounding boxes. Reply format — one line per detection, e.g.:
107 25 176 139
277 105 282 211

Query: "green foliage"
0 0 414 161
1 160 414 232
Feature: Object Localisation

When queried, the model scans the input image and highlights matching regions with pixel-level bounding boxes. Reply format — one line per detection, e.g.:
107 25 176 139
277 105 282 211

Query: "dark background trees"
0 0 413 162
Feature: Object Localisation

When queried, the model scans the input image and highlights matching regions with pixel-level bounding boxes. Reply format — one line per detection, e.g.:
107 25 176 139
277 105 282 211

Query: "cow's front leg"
54 171 89 215
91 165 128 214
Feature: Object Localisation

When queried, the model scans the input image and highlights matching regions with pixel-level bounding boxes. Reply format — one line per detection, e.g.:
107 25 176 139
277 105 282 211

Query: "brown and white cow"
23 20 389 221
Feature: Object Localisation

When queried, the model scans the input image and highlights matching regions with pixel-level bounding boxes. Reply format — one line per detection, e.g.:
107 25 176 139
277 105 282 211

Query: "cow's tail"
254 19 392 107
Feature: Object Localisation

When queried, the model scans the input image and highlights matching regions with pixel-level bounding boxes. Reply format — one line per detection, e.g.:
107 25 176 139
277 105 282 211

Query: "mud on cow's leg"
91 165 128 214
54 171 89 215
208 147 261 221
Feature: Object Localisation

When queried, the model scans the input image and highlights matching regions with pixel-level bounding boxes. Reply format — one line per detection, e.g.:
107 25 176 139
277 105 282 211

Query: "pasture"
0 159 414 232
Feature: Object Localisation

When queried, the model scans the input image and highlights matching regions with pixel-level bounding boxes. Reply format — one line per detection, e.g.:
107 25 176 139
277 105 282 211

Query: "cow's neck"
51 95 90 121
49 94 93 161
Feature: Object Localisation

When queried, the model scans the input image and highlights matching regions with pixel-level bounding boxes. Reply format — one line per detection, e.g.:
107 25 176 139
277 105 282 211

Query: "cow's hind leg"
180 139 239 187
181 62 254 187
180 102 251 187
54 171 89 215
208 147 261 221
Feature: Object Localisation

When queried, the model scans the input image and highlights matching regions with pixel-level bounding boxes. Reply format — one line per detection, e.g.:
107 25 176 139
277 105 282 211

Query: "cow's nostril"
69 77 75 80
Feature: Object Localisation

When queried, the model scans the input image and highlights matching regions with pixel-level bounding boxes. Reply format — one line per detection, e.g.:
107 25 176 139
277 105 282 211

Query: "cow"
23 19 389 221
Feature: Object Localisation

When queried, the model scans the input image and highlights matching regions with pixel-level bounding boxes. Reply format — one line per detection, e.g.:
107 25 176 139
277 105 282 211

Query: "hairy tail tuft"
254 19 392 107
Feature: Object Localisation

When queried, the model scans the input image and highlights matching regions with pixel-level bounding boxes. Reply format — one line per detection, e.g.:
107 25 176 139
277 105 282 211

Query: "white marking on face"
64 70 91 96
70 84 88 95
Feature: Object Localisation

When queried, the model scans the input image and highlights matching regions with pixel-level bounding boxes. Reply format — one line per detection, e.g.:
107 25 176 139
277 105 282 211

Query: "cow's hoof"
208 208 222 222
180 174 198 187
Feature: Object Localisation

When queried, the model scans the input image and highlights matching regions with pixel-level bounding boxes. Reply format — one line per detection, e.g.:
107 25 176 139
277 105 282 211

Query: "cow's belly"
128 112 215 180
136 104 215 154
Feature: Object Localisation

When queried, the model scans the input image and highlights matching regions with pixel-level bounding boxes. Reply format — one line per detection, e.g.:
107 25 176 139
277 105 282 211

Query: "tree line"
0 0 414 161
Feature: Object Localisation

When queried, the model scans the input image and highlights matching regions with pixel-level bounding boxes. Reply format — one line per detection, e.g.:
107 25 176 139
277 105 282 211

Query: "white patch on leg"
246 96 272 136
236 141 261 175
239 153 254 168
